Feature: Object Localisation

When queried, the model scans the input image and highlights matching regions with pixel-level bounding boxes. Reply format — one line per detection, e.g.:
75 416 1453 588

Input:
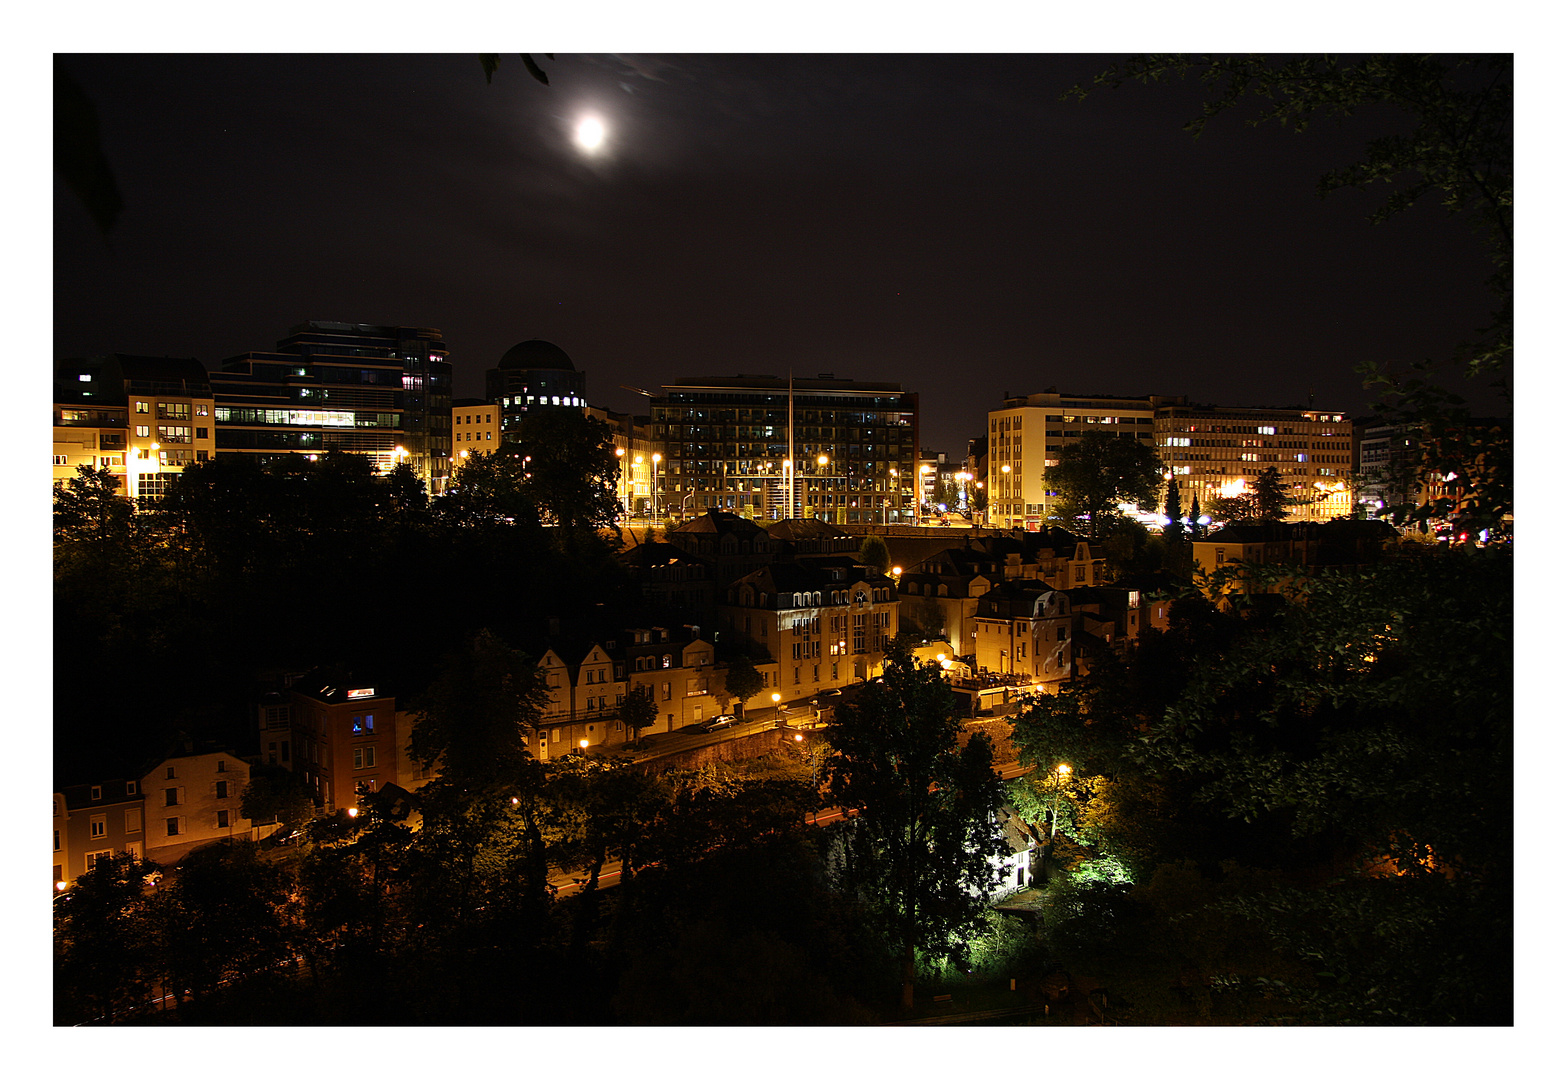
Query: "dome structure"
498 339 574 371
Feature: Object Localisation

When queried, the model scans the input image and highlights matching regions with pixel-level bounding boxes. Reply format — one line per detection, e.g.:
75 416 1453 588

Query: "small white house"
992 806 1039 897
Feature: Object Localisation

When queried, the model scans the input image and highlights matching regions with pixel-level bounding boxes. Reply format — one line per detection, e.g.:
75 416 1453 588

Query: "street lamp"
615 446 627 523
652 453 662 522
772 691 783 724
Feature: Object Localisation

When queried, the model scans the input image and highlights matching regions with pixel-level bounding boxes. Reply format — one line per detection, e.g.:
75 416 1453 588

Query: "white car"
699 714 738 733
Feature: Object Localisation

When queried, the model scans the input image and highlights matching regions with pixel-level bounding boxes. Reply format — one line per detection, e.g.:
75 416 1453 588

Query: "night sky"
54 52 1502 457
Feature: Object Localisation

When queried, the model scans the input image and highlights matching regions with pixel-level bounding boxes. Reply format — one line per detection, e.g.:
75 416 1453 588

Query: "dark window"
216 810 230 829
165 788 178 806
215 780 228 799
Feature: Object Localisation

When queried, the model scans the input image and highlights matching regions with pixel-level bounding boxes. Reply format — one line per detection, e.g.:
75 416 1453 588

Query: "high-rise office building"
648 375 918 524
209 322 453 490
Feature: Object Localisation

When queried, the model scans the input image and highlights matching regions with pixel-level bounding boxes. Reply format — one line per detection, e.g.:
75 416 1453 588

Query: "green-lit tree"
1042 432 1163 537
723 656 766 718
824 649 1008 1013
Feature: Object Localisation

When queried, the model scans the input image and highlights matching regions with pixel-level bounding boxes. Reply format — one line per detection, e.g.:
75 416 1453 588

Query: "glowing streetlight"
652 453 662 521
579 738 590 755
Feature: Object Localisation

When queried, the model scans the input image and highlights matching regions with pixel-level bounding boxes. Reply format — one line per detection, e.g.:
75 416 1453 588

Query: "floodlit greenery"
1010 548 1512 1024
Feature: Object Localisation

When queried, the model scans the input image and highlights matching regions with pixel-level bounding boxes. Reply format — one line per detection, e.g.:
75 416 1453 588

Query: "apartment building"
1155 404 1354 523
54 354 217 505
649 374 918 525
287 681 400 812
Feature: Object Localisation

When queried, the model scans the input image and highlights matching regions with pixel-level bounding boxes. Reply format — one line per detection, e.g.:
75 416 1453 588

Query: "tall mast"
787 371 795 517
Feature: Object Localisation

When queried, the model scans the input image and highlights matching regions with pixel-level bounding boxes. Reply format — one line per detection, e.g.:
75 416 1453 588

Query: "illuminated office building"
649 374 918 524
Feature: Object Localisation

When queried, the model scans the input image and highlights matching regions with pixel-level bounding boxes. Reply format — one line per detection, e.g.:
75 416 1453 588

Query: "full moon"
574 116 606 152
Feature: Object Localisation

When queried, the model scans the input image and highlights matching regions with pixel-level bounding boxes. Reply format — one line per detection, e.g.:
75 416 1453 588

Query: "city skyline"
54 53 1505 458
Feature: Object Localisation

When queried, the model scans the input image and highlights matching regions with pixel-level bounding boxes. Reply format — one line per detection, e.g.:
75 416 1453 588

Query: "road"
548 755 1034 895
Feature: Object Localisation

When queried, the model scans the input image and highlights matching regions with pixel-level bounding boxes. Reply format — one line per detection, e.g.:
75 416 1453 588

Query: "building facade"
140 750 269 866
287 681 400 812
649 375 919 525
718 561 900 693
451 398 502 463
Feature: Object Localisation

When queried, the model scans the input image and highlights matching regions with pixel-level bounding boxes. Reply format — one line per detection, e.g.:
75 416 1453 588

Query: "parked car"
699 714 738 733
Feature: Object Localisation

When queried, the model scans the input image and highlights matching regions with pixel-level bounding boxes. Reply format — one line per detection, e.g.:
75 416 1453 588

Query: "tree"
723 656 766 718
151 841 294 1015
1012 552 1512 1023
824 649 1008 1013
503 410 623 534
1253 466 1289 521
241 764 318 837
54 852 158 1024
408 630 551 788
619 684 659 744
53 464 134 547
858 533 892 575
1042 432 1163 537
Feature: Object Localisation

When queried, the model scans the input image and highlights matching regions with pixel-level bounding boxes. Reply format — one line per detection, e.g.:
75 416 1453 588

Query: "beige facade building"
140 750 270 866
986 392 1171 529
985 390 1355 528
450 399 502 462
718 561 900 696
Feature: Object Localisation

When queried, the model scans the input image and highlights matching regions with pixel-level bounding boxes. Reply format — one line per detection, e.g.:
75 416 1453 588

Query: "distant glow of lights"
575 116 606 152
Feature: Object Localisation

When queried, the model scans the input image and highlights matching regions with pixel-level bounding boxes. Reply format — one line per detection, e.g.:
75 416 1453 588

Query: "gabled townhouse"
621 627 722 738
140 749 273 866
535 638 631 758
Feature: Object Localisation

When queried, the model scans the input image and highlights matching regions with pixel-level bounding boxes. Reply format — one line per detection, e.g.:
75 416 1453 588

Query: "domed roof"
498 339 574 371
